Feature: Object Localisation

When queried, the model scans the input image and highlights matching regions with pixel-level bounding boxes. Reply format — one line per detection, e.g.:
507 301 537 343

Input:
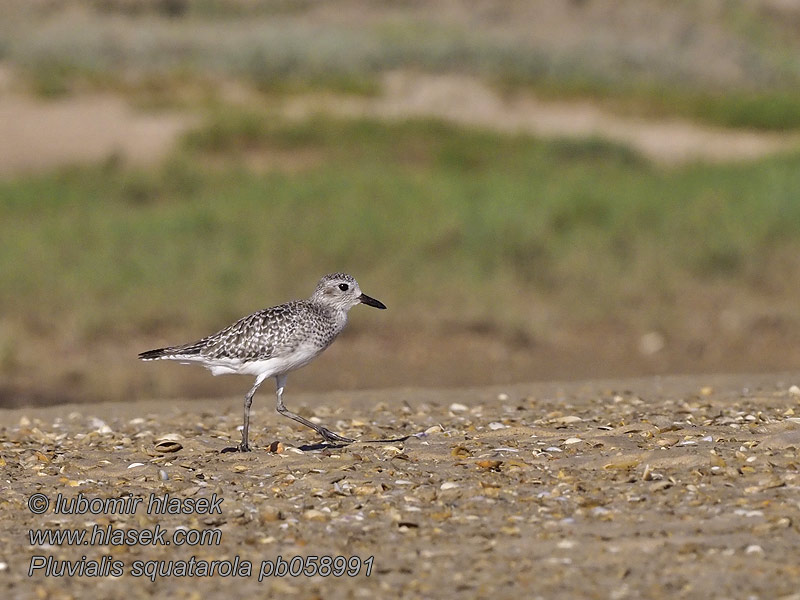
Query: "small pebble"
260 506 281 523
639 331 665 355
303 509 327 522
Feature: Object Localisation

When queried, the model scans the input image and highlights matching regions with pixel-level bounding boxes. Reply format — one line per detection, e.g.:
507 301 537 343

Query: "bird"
138 273 386 451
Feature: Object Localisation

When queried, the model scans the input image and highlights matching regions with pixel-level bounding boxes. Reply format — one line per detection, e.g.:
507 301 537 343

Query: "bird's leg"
274 374 355 443
239 375 266 452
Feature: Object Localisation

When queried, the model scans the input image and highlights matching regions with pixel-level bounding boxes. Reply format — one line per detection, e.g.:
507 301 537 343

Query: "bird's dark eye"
338 283 349 291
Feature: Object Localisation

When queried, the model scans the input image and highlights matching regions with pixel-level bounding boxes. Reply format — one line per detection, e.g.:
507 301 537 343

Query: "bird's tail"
138 347 172 361
138 345 202 361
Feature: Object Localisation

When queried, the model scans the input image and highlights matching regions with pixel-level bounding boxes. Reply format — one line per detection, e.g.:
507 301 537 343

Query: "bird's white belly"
205 344 323 378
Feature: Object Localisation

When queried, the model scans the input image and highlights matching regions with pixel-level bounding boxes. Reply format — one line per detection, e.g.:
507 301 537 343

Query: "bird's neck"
312 301 349 331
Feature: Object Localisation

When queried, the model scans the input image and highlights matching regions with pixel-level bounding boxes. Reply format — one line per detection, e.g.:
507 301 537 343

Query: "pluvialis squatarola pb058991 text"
138 273 386 451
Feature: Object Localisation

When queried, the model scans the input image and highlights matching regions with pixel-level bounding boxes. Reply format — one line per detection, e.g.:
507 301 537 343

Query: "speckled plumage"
139 273 387 451
140 300 342 367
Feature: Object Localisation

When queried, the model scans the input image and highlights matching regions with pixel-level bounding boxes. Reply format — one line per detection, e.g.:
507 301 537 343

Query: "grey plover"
138 273 386 451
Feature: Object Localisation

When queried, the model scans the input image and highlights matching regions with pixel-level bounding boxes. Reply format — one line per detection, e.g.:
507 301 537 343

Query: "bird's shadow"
360 435 413 444
299 435 411 452
220 435 412 454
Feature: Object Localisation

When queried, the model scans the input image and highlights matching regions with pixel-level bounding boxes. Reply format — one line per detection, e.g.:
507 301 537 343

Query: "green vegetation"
3 114 800 346
527 82 800 132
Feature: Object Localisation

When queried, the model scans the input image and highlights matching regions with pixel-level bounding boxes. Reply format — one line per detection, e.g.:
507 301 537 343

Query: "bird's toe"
320 429 355 444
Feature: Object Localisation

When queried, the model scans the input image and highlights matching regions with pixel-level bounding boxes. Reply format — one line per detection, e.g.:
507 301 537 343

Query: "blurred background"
2 0 800 407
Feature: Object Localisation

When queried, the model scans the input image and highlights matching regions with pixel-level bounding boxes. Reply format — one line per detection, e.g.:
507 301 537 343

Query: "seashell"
154 437 183 453
475 460 502 471
603 458 641 470
451 446 471 458
89 418 113 435
649 480 673 492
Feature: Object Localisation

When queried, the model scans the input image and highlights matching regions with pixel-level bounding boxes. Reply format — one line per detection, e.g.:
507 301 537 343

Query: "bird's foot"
238 441 252 452
319 428 355 444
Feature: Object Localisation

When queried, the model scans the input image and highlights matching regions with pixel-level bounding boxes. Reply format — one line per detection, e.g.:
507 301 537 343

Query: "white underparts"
151 344 325 379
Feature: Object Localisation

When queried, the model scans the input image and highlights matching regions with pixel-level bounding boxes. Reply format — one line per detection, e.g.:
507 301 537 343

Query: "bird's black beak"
359 293 387 309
